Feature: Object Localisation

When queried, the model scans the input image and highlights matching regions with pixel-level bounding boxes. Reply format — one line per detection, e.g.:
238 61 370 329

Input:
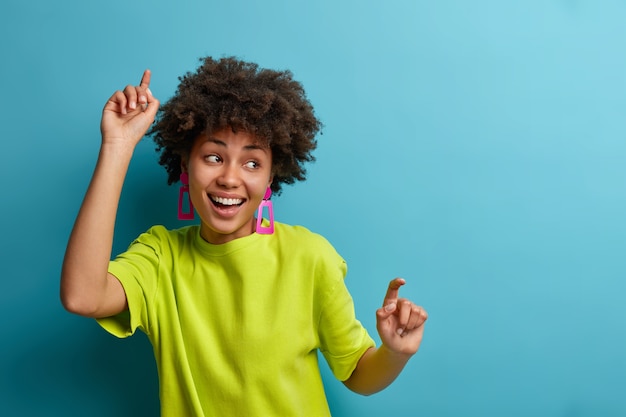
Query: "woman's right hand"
100 69 159 148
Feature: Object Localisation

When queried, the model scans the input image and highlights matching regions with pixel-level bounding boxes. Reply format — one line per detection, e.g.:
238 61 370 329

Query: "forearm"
343 345 413 396
60 143 133 316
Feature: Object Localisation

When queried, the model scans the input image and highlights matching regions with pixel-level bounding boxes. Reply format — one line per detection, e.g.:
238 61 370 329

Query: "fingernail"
147 88 153 96
384 303 395 312
396 328 404 335
129 101 136 110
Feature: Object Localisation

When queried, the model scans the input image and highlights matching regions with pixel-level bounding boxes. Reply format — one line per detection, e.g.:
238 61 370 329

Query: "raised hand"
100 69 159 149
376 278 428 355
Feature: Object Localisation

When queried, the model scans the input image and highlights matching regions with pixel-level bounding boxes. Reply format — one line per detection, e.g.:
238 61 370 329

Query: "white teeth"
212 196 243 206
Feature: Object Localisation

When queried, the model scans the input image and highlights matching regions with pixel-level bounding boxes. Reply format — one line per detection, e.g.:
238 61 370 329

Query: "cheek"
244 180 269 206
256 175 272 194
186 170 213 199
186 172 203 191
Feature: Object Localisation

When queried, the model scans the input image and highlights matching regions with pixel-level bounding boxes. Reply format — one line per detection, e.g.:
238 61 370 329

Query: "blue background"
1 0 625 416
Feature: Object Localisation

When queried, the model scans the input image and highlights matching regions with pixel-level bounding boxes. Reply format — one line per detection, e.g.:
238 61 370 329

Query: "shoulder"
275 222 337 252
274 222 346 270
132 225 199 251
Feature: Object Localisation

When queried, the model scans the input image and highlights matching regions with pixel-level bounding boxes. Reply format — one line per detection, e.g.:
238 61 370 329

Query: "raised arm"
61 70 159 318
343 278 428 395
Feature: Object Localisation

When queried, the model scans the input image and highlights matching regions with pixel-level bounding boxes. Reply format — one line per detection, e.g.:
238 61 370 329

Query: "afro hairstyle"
149 56 322 195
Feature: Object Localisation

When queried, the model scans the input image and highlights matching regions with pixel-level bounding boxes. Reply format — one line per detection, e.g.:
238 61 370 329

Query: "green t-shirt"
98 222 374 416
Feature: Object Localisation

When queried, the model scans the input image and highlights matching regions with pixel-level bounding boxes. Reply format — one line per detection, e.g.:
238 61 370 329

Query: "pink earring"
178 172 194 220
256 187 274 235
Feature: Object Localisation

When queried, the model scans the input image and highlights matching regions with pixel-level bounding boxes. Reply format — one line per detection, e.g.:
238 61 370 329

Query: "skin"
343 277 428 395
60 70 428 397
61 70 157 318
183 130 273 245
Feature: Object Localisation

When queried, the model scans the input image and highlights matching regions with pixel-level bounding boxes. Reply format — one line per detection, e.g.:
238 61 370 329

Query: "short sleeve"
317 260 375 381
96 228 162 338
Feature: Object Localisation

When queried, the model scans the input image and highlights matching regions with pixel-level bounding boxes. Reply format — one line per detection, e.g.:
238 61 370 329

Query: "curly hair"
149 56 321 195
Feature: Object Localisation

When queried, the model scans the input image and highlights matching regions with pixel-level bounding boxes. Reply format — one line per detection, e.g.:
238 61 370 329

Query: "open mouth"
210 195 245 209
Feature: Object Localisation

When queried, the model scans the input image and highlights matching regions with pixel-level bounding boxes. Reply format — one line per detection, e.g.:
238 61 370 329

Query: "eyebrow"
206 138 266 151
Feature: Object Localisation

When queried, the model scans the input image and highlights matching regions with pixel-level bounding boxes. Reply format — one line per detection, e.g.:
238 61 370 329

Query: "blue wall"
1 0 625 416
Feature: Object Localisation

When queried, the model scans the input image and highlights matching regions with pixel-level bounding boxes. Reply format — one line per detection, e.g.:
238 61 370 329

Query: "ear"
180 158 188 174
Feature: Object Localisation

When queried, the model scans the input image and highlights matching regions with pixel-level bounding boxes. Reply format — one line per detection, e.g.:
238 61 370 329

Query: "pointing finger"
139 69 151 89
382 277 405 307
136 69 152 107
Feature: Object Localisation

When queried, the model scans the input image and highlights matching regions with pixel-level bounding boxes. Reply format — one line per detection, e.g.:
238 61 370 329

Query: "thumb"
377 302 397 320
144 88 160 116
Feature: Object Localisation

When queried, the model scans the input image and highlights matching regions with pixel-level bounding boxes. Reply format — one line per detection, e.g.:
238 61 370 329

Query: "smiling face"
184 128 273 244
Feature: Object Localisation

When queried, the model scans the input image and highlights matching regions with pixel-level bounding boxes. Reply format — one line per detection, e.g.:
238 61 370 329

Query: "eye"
244 160 259 169
204 154 221 163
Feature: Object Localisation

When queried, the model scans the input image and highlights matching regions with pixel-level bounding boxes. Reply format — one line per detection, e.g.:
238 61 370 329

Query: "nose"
216 163 241 188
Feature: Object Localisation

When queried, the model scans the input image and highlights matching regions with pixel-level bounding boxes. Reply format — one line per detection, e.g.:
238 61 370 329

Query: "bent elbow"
342 381 379 397
60 292 98 317
60 281 103 317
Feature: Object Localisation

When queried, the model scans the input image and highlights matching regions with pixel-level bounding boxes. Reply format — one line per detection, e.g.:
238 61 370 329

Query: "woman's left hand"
376 278 428 355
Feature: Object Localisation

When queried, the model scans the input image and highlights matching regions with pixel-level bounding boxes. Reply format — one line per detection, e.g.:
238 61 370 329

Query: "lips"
208 195 246 217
